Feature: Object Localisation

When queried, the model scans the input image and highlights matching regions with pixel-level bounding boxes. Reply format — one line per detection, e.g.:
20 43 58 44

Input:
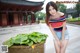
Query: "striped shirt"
49 15 67 31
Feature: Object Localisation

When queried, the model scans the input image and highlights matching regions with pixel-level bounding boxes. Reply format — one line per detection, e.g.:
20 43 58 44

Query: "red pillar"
13 13 19 25
2 13 7 26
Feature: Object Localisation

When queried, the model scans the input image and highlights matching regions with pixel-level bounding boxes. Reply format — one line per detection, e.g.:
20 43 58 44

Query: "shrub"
66 17 80 22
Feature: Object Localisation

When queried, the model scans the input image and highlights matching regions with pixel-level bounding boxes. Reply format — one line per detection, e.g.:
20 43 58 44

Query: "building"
0 0 44 26
66 8 77 18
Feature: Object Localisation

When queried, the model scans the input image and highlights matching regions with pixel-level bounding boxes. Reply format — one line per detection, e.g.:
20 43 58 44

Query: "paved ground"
0 23 80 53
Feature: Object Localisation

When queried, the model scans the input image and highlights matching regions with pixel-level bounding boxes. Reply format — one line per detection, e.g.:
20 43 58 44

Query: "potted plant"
3 32 48 53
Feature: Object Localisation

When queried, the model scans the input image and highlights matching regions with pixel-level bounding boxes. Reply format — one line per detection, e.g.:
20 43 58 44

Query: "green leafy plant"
3 32 48 47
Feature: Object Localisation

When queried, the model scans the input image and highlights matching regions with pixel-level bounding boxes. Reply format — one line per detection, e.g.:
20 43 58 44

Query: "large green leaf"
3 38 13 47
3 32 48 47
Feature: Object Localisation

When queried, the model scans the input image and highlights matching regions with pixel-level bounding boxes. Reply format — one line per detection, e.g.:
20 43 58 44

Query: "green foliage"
27 15 31 22
35 12 46 20
40 20 45 23
3 32 48 47
66 17 80 22
74 3 80 17
75 3 80 14
57 3 67 13
3 38 13 47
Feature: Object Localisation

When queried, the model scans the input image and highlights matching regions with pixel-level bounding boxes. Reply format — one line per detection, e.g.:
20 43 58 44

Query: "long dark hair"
45 1 58 25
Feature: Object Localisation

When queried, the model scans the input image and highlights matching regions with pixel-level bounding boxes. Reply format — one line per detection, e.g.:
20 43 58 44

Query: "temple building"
0 0 44 26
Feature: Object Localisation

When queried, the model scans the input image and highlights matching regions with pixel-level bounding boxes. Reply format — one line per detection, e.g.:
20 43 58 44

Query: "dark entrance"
7 13 14 26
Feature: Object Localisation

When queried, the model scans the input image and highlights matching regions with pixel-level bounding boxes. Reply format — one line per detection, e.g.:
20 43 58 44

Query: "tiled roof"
0 0 44 6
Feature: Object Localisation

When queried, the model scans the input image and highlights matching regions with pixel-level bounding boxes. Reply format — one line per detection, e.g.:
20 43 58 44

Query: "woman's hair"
45 1 58 25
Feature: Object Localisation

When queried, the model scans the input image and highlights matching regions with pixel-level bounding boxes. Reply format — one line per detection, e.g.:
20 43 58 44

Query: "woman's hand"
60 39 64 48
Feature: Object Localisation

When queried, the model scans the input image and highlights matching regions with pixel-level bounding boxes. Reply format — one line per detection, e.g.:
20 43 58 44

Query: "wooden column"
13 13 18 25
31 14 35 23
2 13 7 26
19 13 23 25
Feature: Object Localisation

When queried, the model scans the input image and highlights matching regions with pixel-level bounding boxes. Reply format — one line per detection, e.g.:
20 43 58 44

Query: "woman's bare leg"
54 40 61 53
60 40 69 53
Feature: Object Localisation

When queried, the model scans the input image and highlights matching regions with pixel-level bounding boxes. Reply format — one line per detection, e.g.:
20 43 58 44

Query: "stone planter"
8 43 44 53
3 32 48 53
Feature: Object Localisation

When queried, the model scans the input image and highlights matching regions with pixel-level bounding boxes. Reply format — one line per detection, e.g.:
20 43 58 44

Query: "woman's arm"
49 24 59 41
58 11 66 40
62 21 66 40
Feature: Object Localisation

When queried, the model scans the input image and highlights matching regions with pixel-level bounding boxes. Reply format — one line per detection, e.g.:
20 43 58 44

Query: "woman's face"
49 6 57 16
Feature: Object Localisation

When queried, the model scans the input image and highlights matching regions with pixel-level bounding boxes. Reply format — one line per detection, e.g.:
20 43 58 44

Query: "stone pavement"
0 23 80 53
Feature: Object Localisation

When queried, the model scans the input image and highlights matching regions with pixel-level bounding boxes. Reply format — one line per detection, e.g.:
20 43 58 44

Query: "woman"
45 1 69 53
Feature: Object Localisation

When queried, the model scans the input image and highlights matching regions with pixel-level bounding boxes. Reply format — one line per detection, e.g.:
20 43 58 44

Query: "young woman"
45 1 69 53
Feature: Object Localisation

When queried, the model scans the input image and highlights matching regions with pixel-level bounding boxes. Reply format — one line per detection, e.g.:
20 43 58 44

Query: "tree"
57 3 67 13
35 12 46 20
75 3 80 17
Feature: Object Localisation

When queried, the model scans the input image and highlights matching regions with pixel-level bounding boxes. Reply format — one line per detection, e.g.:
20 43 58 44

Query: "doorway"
7 13 14 26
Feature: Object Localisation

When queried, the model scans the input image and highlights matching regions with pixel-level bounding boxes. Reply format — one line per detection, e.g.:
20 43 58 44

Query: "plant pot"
8 43 44 53
3 32 48 53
